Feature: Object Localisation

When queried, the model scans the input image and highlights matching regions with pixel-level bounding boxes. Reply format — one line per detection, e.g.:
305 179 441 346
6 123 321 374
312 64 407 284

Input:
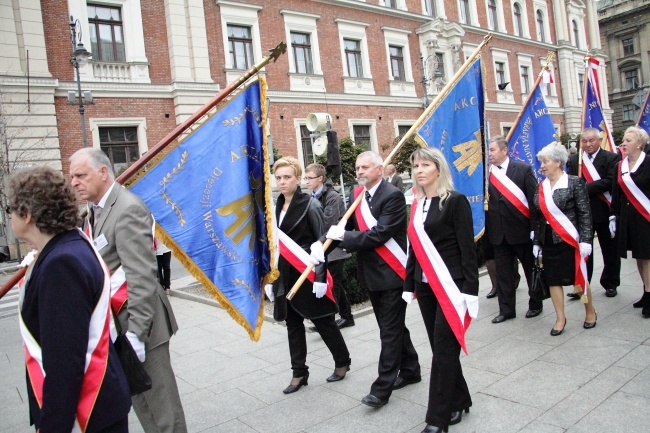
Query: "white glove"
20 249 38 268
313 282 327 299
609 216 616 238
125 331 146 363
579 242 592 259
463 294 479 319
309 242 325 265
326 225 345 241
264 284 274 302
530 231 535 241
533 245 542 257
402 292 414 304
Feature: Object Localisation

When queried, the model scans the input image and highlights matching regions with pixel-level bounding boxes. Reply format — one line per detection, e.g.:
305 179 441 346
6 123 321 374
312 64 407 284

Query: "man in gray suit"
69 148 187 433
385 164 404 191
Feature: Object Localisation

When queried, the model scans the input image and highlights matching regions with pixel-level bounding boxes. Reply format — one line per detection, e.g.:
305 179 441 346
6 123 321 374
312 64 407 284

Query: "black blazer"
533 175 593 246
21 230 131 432
404 192 479 296
273 189 337 319
486 160 538 245
567 149 620 224
340 179 407 291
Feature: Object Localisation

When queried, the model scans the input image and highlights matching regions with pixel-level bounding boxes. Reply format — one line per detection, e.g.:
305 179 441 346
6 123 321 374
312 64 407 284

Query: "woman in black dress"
266 156 351 393
403 147 478 433
612 126 650 317
533 143 595 335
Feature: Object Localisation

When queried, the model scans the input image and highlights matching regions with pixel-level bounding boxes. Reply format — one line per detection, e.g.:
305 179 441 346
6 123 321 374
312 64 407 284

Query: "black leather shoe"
449 407 470 425
492 314 514 324
583 311 597 329
486 287 498 299
421 425 448 433
550 319 567 336
326 365 350 382
336 318 355 328
282 373 309 394
361 394 388 408
392 375 422 390
525 308 543 318
605 288 617 298
567 292 581 300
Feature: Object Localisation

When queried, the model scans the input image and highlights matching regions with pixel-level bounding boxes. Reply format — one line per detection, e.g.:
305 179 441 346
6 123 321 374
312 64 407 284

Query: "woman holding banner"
612 126 650 318
533 143 596 335
403 148 478 433
265 156 351 394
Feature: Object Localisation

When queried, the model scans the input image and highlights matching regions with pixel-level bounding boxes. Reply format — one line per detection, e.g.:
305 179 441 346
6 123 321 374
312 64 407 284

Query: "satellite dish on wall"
306 113 332 132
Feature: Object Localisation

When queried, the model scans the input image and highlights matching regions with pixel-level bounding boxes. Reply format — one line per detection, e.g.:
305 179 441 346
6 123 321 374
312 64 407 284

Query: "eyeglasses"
303 176 320 181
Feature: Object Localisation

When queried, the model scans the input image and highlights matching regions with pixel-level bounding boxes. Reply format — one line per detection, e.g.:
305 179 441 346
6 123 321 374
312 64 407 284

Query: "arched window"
488 0 498 30
513 3 523 36
572 20 580 48
536 10 545 41
459 0 471 24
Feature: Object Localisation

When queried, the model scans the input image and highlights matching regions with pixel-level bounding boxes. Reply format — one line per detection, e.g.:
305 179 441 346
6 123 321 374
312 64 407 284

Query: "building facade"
598 0 650 131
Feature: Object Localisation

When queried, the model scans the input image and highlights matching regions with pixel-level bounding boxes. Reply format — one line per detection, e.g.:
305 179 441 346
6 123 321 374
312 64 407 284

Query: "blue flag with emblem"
129 79 274 341
638 91 650 136
508 83 556 181
414 58 485 239
583 78 615 151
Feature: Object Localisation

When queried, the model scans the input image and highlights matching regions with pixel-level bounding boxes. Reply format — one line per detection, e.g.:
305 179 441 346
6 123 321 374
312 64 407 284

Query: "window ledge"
342 77 375 95
90 61 151 84
288 73 326 92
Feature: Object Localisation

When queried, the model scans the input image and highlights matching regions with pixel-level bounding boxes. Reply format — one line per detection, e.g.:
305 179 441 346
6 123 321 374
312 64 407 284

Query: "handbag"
530 254 550 302
112 318 152 396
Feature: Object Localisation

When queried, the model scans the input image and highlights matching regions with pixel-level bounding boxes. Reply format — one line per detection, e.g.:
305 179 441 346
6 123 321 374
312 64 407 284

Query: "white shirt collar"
365 180 382 198
313 185 324 196
551 172 569 191
94 182 116 209
585 148 600 161
498 157 510 172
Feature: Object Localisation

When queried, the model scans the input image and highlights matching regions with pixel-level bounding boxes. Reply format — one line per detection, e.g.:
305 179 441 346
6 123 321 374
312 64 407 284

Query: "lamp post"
69 16 92 147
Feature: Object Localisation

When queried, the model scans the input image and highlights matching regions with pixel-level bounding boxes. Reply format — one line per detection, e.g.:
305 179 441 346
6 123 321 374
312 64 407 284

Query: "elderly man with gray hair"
385 164 404 191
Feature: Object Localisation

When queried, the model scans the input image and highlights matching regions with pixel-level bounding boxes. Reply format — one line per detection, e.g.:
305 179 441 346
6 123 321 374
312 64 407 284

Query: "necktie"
365 191 372 209
312 193 317 198
93 205 103 230
497 165 503 170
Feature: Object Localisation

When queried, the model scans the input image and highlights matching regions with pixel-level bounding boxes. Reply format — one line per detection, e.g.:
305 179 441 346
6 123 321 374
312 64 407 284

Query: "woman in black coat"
611 126 650 317
266 157 351 394
403 147 478 433
533 143 595 336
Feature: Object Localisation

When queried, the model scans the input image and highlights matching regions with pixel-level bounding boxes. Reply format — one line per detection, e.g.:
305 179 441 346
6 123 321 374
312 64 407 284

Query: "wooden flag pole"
0 42 287 301
286 34 494 300
578 56 591 178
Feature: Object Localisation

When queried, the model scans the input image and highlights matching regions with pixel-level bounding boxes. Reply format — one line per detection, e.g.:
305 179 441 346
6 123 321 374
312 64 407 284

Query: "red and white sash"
353 187 407 279
581 152 612 207
489 166 530 218
18 229 112 433
277 229 335 302
408 197 472 354
617 155 650 223
538 180 589 292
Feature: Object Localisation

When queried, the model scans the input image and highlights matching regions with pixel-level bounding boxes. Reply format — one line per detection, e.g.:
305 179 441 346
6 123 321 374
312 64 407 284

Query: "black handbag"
530 254 550 302
113 319 152 396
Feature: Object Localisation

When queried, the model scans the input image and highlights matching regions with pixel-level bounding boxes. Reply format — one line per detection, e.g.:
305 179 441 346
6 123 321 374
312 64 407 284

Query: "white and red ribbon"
19 229 112 433
581 152 612 207
538 180 589 292
277 229 335 302
489 167 530 218
353 187 407 279
618 155 650 223
408 197 472 354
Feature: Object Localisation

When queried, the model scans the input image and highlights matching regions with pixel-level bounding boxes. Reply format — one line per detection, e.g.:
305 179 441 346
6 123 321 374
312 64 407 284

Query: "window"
435 53 446 78
353 125 371 149
424 0 437 16
625 69 639 90
488 0 498 30
389 45 405 81
228 25 254 70
459 0 471 24
578 73 584 99
88 4 125 62
300 126 314 168
536 10 545 41
520 65 529 93
99 127 139 174
572 20 580 48
622 38 634 56
513 3 523 36
502 126 512 136
623 104 636 121
345 39 363 78
398 124 412 136
385 0 397 8
291 32 313 74
495 62 506 86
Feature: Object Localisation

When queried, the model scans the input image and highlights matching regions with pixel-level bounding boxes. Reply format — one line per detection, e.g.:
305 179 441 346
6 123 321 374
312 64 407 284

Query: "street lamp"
68 16 93 147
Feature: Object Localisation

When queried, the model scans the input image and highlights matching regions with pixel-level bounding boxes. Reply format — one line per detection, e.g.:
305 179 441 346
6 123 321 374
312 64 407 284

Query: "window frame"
89 117 148 167
389 45 405 81
512 2 523 37
624 68 639 91
87 3 126 63
623 104 636 122
336 19 374 95
227 24 254 70
487 0 499 31
348 119 378 153
217 1 263 83
344 39 364 78
622 37 635 57
459 0 472 24
290 31 314 75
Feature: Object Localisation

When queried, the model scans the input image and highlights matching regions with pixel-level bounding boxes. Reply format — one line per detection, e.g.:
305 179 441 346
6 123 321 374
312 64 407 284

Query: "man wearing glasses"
567 127 621 298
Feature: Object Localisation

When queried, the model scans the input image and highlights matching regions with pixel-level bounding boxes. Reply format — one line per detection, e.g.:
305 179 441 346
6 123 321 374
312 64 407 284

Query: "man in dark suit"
385 164 404 191
566 127 621 297
487 136 542 323
70 148 187 433
325 151 420 408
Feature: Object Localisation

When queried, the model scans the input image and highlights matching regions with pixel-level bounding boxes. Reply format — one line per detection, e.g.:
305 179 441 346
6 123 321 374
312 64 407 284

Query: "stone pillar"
585 0 601 51
552 0 569 43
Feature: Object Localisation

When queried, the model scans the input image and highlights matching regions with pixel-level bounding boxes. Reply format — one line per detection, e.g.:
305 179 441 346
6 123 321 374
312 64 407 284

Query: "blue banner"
583 78 615 151
415 58 485 239
508 83 556 181
129 80 273 340
639 91 650 136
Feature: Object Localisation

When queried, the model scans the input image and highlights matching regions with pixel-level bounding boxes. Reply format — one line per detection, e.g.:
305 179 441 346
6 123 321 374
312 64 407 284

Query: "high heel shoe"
421 425 448 433
282 372 309 394
550 318 567 336
583 311 597 329
326 364 350 382
449 407 470 425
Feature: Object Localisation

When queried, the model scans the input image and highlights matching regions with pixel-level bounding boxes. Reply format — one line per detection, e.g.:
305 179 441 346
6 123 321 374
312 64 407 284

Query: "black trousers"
329 259 353 320
415 281 471 427
368 287 420 400
156 252 172 289
587 221 621 291
494 240 542 317
96 417 129 433
285 301 350 378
